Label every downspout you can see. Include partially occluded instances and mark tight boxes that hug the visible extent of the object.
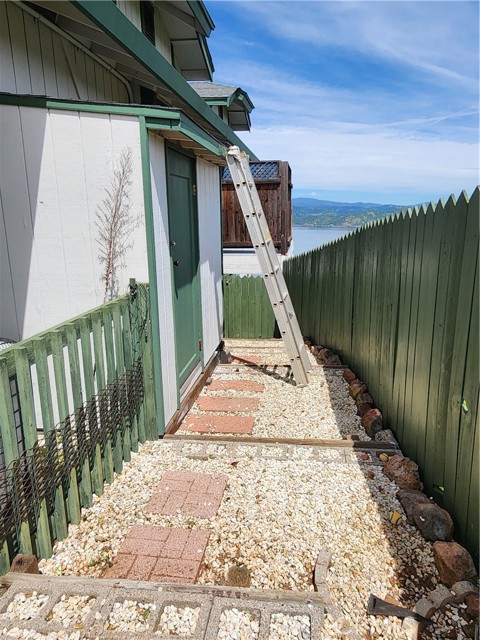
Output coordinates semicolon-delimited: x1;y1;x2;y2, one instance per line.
17;1;134;102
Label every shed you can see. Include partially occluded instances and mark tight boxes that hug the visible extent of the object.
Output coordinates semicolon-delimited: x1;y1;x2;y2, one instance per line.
221;161;292;255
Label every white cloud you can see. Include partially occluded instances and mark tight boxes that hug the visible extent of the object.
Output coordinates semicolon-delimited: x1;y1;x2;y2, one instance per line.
241;124;479;198
224;1;479;88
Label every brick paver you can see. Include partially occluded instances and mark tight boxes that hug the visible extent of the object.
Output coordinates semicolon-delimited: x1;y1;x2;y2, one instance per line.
206;380;265;393
196;396;259;413
180;414;255;434
231;354;260;364
103;526;210;583
146;471;228;518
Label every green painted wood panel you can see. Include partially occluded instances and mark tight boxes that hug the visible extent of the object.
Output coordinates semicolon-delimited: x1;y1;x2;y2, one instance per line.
228;189;478;563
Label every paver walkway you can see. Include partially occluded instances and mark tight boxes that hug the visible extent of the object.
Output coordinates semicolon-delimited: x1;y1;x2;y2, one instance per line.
104;526;210;583
105;471;227;583
146;471;228;518
179;376;265;435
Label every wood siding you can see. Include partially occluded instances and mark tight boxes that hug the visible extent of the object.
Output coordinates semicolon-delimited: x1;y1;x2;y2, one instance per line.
222;161;292;254
0;2;130;102
116;0;172;62
0;106;147;341
197;159;223;358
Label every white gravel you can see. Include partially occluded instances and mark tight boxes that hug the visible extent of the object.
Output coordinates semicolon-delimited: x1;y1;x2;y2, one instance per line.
217;608;260;640
1;594;49;622
46;596;94;629
36;340;472;639
269;613;310;639
104;599;155;632
156;604;199;636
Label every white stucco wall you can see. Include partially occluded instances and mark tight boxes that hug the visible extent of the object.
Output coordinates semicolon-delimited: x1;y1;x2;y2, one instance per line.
0;106;147;341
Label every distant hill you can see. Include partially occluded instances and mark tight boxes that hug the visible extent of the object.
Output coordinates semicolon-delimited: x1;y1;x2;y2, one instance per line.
292;197;407;228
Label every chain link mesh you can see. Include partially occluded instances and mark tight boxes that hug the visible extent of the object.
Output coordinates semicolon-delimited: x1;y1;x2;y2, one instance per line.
0;358;144;548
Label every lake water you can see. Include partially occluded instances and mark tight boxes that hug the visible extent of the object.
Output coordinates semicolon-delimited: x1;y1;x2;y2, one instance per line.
291;226;356;255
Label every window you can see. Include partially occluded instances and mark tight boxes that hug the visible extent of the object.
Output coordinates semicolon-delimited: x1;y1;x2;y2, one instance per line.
140;1;155;45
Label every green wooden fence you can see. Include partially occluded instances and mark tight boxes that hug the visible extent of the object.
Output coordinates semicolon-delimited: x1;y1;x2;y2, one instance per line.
223;275;277;338
0;281;156;572
223;189;479;564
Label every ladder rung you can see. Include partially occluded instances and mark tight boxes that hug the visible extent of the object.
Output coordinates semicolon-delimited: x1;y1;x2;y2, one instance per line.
226;145;311;386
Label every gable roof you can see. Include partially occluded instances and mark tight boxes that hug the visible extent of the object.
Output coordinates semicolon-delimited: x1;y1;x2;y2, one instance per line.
190;82;254;131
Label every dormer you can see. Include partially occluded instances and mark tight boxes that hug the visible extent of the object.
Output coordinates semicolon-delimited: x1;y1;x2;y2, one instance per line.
190;82;254;131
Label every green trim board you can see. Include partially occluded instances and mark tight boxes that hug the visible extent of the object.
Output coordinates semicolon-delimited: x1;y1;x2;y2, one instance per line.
198;33;215;79
187;1;215;36
0;93;227;158
139;116;165;436
203;89;254;113
71;0;257;159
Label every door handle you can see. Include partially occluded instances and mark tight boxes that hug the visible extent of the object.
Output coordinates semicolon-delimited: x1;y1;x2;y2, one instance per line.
173;260;181;267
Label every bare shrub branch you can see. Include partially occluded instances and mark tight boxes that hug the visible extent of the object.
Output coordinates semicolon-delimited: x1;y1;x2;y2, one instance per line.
95;148;139;302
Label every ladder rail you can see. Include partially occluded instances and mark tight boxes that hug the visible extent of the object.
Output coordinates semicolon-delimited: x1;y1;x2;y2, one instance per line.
226;146;311;385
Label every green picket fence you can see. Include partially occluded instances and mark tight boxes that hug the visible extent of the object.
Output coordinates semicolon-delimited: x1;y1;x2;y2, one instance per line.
0;281;156;572
283;188;479;565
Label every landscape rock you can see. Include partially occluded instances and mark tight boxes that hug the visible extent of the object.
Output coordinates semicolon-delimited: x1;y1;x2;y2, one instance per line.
465;593;479;620
412;502;454;541
396;489;431;524
349;381;367;399
433;541;478;588
343;368;357;383
318;348;334;363
374;429;399;446
325;354;342;366
383;455;423;490
356;393;374;407
356;403;372;417
428;584;455;609
414;597;436;619
10;554;40;574
451;581;478;603
361;409;383;437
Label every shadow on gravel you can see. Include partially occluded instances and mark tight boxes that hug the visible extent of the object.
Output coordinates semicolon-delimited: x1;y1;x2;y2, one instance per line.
322;367;443;639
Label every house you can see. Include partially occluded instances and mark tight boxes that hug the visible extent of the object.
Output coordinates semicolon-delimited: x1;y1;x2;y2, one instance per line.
0;0;256;434
221;160;293;275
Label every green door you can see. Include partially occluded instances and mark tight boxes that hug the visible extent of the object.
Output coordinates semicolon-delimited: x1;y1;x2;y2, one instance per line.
166;146;202;388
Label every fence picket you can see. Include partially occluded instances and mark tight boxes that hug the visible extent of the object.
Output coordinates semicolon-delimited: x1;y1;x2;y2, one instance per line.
78;318;104;497
14;347;52;558
33;337;68;541
51;331;81;526
66;324;93;510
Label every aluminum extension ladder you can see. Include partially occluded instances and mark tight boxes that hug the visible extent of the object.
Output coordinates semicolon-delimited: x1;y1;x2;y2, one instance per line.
226;146;311;386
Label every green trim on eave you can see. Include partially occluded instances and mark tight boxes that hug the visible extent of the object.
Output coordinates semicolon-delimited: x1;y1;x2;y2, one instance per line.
0;93;227;158
71;1;257;159
187;1;215;35
204;90;254;113
139;116;165;437
198;33;214;79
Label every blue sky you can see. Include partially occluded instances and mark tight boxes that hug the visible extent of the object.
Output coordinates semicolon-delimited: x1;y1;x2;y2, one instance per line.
206;1;479;204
